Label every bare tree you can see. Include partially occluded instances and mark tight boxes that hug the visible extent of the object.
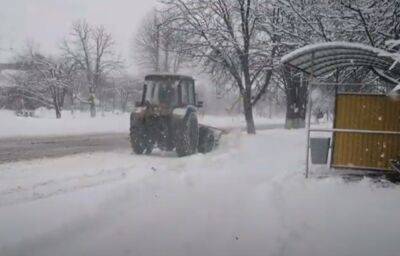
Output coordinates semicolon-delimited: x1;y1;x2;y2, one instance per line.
259;0;399;127
61;20;121;117
161;0;277;134
259;0;339;127
146;0;398;130
113;75;141;113
133;8;187;73
10;44;75;118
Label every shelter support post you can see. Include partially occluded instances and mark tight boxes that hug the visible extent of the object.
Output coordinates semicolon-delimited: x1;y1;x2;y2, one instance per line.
305;81;313;178
281;42;400;176
305;53;315;178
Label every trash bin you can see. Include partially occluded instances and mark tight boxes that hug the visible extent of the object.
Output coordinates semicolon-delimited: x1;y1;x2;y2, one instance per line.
310;137;331;164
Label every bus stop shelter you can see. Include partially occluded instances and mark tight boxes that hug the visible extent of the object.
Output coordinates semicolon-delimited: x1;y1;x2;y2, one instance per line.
281;42;400;177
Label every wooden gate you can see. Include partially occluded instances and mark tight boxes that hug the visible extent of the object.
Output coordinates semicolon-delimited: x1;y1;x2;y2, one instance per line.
332;94;400;170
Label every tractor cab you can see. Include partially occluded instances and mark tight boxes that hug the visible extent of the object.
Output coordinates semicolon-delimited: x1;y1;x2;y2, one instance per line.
138;74;201;109
131;73;215;157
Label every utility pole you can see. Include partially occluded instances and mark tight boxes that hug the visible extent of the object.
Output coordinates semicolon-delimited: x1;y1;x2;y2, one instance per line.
164;41;169;72
154;12;160;72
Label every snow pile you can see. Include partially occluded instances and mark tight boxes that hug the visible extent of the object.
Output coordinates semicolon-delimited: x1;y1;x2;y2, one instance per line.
198;114;283;129
0;110;131;138
1;129;400;256
0;109;283;138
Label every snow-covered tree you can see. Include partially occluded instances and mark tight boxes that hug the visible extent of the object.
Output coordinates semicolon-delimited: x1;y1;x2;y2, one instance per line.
260;0;399;127
161;0;278;134
134;0;399;129
61;20;122;117
10;44;76;118
133;8;187;73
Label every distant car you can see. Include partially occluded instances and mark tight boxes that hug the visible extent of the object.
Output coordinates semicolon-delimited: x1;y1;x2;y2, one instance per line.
130;74;217;157
16;109;35;117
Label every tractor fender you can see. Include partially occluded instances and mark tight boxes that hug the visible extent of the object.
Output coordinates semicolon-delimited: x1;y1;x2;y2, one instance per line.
130;109;145;126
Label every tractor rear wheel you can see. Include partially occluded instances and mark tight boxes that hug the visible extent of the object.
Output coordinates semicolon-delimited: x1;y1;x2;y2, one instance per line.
130;119;153;154
176;112;199;157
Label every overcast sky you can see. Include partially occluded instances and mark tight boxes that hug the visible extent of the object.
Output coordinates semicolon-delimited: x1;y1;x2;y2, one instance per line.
0;0;158;71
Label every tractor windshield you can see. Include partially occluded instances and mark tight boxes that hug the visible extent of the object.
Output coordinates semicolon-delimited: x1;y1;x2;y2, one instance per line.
144;79;179;107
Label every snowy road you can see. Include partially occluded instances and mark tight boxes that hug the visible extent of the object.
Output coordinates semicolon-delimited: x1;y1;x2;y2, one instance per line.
1;129;400;256
0;133;130;163
0;123;283;163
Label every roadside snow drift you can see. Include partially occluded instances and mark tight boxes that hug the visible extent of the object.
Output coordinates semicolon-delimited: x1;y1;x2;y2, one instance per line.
0;109;281;138
1;129;400;256
0;110;130;138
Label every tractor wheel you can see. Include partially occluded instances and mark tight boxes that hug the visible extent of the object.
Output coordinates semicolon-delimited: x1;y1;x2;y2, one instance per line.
198;128;215;154
130;119;153;155
144;138;154;155
176;112;199;157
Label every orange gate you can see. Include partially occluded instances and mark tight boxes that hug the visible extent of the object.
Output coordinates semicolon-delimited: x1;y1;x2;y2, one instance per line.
332;94;400;170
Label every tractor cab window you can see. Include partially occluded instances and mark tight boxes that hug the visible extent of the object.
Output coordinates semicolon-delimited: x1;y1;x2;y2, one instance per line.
188;83;195;105
181;80;195;105
144;80;179;106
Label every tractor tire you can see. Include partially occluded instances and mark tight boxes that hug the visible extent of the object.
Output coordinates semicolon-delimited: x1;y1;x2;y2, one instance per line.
176;112;199;157
198;127;215;154
130;118;153;155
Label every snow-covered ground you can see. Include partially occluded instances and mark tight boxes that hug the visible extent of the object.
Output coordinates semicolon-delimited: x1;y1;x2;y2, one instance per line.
0;109;131;138
0;109;282;138
1;129;400;256
199;114;283;129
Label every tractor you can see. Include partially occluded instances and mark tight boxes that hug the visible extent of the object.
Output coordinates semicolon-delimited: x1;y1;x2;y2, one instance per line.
130;74;219;157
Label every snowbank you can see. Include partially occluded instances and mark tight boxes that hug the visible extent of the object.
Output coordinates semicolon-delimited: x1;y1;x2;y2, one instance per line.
0;109;283;138
199;114;283;129
1;129;399;256
0;109;130;138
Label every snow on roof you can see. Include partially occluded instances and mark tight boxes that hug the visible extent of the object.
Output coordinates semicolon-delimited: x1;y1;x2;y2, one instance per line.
280;42;400;83
391;84;400;94
281;42;388;63
145;73;194;81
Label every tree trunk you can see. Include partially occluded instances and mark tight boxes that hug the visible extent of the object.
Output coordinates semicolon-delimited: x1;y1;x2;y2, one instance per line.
89;90;96;118
242;92;256;134
50;86;62;119
70;90;75;115
155;16;160;72
90;103;96;117
112;93;116;113
121;95;128;113
268;100;273;119
283;68;307;129
52;96;62;119
164;41;169;72
55;104;61;119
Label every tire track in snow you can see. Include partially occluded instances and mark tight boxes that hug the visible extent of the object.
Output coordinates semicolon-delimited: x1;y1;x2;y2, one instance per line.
0;159;189;256
0;167;131;207
269;173;313;256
